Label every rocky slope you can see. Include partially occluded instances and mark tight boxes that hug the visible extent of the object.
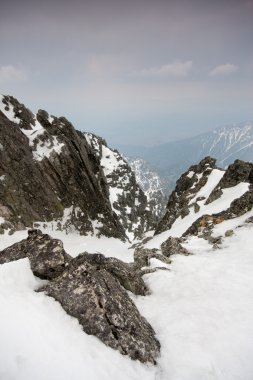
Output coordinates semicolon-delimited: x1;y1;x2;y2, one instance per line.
138;156;253;253
0;95;154;240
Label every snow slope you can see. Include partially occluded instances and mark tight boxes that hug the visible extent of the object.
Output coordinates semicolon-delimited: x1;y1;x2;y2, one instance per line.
1;219;253;380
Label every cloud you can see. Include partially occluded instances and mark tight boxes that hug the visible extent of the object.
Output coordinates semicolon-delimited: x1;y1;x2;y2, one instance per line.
209;63;238;77
0;65;27;83
134;60;193;78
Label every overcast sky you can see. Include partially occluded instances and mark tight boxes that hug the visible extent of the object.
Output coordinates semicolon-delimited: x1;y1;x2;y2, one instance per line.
0;0;252;147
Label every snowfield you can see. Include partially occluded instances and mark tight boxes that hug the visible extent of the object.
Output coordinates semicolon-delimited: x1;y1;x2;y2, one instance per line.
1;220;253;380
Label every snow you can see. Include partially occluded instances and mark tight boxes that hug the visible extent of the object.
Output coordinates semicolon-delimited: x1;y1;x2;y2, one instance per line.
136;223;253;380
109;187;123;210
0;217;5;224
190;168;224;204
32;136;64;161
1;222;253;379
101;145;125;176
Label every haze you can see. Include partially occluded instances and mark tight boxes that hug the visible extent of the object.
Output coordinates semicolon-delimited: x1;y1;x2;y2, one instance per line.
0;0;252;147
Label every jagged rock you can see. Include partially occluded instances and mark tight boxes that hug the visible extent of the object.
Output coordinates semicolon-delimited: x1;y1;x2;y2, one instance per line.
160;237;190;257
0;229;70;279
245;216;253;223
78;252;148;295
39;255;160;364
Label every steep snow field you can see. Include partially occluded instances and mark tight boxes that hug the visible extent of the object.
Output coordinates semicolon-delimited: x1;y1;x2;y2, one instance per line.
1;221;253;380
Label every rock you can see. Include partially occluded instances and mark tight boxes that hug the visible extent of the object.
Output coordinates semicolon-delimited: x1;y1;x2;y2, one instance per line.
27;233;71;279
0;230;70;279
134;247;172;268
225;230;234;237
39;254;160;364
0;237;28;264
160;237;190;257
78;252;148;295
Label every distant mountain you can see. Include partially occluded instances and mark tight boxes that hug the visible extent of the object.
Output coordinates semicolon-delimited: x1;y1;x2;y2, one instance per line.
119;122;253;188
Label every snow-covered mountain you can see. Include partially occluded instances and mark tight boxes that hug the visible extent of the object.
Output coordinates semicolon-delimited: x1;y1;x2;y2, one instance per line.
120;122;253;189
127;157;172;220
0;95;154;240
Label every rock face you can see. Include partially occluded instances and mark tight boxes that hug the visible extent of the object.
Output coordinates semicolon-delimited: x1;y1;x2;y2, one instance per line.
0;95;154;240
0;230;160;363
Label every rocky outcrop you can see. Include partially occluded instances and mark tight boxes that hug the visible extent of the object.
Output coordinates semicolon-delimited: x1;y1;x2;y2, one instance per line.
40;255;160;363
0;229;70;278
76;252;148;296
0;230;161;363
161;237;190;257
0;95;154;240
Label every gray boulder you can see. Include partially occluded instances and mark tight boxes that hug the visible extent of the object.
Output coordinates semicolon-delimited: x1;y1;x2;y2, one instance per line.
39;254;160;364
0;229;70;279
161;237;190;257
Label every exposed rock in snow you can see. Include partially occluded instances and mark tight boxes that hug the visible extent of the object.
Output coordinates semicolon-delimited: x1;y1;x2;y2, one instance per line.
39;254;160;364
0;229;70;279
160;237;190;257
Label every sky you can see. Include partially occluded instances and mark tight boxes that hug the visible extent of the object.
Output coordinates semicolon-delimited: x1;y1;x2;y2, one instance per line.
0;0;253;147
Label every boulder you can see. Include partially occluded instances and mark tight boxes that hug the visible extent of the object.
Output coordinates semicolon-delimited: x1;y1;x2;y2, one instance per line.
39;254;160;364
161;237;190;257
0;229;70;279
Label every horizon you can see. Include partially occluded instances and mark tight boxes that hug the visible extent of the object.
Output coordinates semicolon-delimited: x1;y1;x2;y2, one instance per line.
1;0;253;146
